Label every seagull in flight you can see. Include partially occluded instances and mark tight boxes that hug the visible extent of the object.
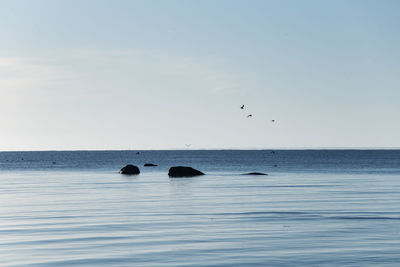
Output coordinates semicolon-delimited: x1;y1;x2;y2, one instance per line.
247;114;253;118
240;105;244;109
271;120;275;122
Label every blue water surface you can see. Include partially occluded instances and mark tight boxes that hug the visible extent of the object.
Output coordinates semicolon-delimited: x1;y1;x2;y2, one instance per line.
0;150;400;266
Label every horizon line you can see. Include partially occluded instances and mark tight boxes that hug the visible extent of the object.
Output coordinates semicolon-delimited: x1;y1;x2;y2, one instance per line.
1;147;400;152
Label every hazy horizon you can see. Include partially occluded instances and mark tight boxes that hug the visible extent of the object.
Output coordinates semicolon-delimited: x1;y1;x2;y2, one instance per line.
2;146;400;152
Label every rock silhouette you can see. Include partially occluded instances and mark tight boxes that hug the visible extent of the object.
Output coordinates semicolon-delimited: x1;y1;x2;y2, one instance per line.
119;164;140;175
168;166;204;177
144;163;158;167
242;172;268;176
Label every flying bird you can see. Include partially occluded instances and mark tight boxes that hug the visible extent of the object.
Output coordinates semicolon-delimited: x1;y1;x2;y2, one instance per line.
271;120;275;122
247;114;253;118
240;105;244;109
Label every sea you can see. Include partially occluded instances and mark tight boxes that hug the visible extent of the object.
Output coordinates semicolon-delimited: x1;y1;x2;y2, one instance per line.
1;150;400;266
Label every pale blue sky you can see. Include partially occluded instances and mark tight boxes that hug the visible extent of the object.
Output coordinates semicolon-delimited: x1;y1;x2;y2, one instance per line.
0;0;399;150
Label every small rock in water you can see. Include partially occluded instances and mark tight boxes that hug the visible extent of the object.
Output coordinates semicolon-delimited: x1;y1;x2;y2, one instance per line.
168;166;204;177
144;163;158;167
242;172;268;176
119;164;140;175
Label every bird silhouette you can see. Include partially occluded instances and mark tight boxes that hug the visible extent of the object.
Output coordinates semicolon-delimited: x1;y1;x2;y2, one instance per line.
247;114;253;118
271;120;275;122
240;105;244;109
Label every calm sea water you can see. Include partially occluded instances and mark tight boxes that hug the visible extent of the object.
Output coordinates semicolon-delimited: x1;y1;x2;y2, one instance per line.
1;150;400;266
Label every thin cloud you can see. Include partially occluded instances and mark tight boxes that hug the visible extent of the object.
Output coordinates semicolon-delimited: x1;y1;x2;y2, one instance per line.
57;49;245;95
0;57;71;90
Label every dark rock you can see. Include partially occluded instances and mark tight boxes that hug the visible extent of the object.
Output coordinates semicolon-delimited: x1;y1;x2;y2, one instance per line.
144;163;158;167
119;164;140;175
168;166;204;177
242;172;268;176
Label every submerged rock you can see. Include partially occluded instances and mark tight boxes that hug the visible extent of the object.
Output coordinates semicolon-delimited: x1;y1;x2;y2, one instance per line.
242;172;268;176
119;164;140;175
168;166;204;177
144;163;158;167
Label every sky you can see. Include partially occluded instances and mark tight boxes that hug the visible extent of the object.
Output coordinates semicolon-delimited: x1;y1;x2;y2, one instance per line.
0;0;399;150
